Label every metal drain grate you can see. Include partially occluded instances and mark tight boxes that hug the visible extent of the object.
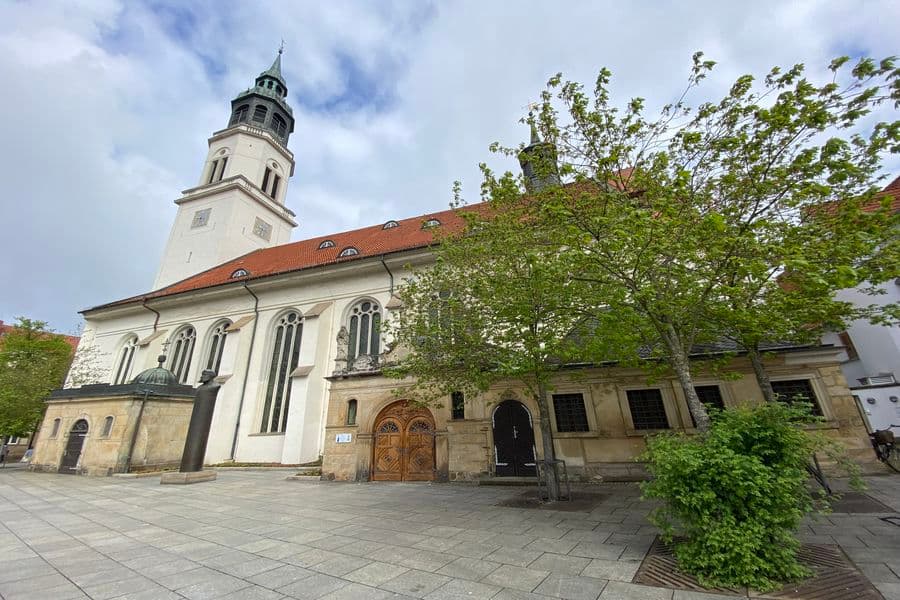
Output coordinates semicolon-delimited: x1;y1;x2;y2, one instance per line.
633;538;883;599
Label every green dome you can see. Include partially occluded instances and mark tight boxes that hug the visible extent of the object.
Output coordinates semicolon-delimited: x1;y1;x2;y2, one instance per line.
131;367;178;387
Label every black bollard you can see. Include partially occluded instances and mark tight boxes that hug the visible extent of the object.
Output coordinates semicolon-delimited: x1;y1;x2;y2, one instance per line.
179;369;221;473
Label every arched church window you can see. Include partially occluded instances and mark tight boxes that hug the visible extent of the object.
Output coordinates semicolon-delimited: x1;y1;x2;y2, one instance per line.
272;114;287;138
167;326;197;384
113;335;138;385
338;247;359;257
230;104;249;125
261;311;303;433
318;240;335;249
252;105;268;123
347;300;381;362
204;320;231;374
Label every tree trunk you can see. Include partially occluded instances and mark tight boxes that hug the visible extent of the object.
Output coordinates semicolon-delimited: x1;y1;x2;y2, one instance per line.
535;381;561;502
747;346;775;403
661;323;710;431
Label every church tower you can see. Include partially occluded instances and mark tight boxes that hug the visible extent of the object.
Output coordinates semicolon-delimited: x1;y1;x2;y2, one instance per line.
153;49;298;289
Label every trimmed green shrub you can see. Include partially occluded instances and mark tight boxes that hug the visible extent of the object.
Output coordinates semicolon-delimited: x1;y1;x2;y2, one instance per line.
640;401;859;592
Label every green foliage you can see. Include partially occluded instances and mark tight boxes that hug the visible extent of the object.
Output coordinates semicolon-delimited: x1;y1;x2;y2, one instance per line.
0;318;73;436
641;402;859;591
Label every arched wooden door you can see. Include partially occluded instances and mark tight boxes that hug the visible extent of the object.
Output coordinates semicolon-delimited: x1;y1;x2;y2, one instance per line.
59;419;88;474
372;401;435;481
492;400;537;477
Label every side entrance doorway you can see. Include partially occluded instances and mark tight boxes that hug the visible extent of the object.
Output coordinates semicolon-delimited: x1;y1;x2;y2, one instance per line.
59;419;88;474
492;400;537;477
372;401;435;481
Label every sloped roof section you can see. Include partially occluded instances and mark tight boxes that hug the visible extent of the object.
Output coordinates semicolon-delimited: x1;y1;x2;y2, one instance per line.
87;203;481;312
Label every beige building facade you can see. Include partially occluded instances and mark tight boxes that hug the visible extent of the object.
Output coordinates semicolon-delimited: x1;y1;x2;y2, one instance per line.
322;348;878;482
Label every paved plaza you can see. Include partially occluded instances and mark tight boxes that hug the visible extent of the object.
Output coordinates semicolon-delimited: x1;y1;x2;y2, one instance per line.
1;468;898;600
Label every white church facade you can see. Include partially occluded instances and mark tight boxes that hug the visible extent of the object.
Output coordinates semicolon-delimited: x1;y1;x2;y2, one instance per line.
33;53;880;479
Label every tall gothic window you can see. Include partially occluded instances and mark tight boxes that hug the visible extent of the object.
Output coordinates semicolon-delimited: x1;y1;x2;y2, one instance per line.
261;311;303;433
347;300;381;362
168;326;197;384
204;321;230;374
113;335;138;385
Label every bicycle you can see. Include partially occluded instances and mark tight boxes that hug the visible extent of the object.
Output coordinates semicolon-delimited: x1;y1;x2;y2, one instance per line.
870;425;900;473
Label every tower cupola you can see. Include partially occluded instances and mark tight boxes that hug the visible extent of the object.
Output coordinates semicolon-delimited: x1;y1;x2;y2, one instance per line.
519;117;560;193
227;47;295;146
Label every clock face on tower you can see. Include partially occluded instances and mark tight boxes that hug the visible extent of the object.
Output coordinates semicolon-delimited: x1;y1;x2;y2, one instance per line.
253;217;273;241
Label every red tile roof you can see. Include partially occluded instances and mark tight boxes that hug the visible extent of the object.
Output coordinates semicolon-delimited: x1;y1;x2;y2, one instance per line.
0;321;80;350
87;203;483;312
873;174;900;213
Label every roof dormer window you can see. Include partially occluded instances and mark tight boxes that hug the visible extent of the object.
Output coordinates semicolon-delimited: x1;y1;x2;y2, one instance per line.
339;247;359;257
383;220;400;229
318;240;335;249
231;268;249;278
422;218;441;228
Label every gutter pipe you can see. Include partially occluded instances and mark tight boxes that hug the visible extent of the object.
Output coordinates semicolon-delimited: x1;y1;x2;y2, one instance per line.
230;283;260;460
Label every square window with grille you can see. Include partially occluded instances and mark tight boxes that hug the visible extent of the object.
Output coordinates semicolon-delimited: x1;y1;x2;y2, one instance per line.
689;385;725;427
627;389;669;430
552;393;589;432
771;379;822;416
191;208;211;229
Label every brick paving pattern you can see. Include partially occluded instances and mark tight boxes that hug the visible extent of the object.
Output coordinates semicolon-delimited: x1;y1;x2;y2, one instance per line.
0;467;898;600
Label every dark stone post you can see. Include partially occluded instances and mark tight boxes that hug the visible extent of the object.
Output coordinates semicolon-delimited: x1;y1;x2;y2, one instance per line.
180;370;221;472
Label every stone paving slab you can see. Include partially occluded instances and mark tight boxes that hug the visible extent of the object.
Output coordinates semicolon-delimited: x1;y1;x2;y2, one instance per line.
0;470;898;600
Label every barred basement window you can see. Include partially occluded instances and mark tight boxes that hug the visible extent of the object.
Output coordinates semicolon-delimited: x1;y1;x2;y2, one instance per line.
261;311;303;433
626;389;669;430
552;393;589;432
204;321;230;374
347;300;381;362
113;335;138;384
771;379;823;416
451;391;465;420
167;326;196;384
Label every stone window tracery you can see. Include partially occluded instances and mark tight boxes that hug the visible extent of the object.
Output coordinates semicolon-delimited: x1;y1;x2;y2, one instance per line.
261;311;302;433
204;321;231;374
347;300;381;364
113;335;138;385
168;326;197;384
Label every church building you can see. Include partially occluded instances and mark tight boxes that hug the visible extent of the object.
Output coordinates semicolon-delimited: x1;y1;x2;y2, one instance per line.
32;52;878;479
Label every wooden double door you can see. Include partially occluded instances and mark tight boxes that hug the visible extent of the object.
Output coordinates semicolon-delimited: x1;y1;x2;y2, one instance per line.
372;401;435;481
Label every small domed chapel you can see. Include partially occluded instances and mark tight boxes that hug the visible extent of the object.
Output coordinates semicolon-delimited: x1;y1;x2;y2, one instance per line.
30;52;875;480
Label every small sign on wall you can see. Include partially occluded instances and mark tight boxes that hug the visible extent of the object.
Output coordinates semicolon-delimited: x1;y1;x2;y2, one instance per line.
335;433;352;443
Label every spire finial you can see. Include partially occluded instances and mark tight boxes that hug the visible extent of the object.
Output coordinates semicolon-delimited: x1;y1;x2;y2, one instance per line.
279;38;285;55
525;103;541;145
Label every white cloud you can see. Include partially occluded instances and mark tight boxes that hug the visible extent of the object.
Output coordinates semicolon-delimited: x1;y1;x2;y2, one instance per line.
0;0;897;333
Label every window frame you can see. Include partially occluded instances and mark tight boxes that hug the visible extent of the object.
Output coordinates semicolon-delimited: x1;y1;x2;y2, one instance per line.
259;310;304;434
346;399;358;426
346;299;382;363
551;393;590;433
50;418;61;438
167;326;197;384
203;320;231;375
100;416;114;438
618;386;676;434
770;377;827;419
112;335;138;385
451;391;465;420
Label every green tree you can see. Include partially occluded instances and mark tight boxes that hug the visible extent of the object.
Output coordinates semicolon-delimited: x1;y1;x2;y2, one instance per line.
504;53;899;427
0;318;74;437
385;180;605;500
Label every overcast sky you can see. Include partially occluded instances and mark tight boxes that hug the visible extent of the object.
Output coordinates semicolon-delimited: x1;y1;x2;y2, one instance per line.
1;0;897;335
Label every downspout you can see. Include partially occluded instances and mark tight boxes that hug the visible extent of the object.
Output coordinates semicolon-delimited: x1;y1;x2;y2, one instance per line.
142;298;161;331
380;256;394;296
230;283;260;460
124;390;149;473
